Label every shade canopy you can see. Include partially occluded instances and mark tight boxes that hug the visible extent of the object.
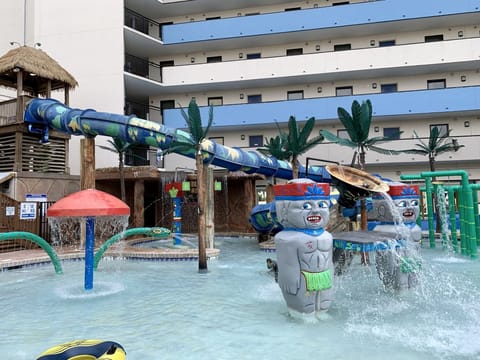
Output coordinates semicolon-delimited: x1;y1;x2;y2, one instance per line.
0;45;77;95
47;189;130;217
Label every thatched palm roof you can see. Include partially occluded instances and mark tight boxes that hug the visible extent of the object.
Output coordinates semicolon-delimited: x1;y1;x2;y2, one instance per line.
0;45;77;95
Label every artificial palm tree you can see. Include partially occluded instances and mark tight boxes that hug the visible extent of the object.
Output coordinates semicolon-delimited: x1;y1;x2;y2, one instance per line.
320;99;399;264
400;126;463;232
257;134;289;161
258;116;324;179
97;138;133;202
166;98;213;272
399;126;463;172
320;99;400;170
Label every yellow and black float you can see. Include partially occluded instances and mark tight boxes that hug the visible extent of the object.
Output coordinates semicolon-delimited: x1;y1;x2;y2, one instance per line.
36;339;126;360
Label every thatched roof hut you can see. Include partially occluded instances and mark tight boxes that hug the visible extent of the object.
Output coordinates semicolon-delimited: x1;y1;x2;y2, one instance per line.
0;45;77;99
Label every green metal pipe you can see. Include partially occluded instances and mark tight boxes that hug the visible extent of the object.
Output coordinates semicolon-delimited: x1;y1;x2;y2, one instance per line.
93;227;171;269
424;177;436;248
0;232;63;274
470;184;480;246
457;189;468;255
420;170;476;258
402;170;477;257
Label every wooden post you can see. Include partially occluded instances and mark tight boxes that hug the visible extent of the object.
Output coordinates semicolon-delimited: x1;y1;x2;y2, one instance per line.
205;168;214;249
80;138;95;248
80;138;95;190
64;85;70;106
134;180;144;228
16;71;24;123
46;79;52;99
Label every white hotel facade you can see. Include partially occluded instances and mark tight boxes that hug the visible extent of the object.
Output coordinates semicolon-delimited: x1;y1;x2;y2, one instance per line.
1;0;480;182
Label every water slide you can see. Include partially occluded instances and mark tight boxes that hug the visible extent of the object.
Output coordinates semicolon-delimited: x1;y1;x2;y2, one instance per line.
24;98;331;182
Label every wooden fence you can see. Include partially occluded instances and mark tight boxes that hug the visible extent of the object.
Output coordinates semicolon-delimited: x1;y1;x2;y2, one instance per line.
0;193;53;252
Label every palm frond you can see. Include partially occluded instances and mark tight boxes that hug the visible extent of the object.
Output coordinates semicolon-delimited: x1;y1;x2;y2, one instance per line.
428;126;440;150
435;142;464;155
202;105;214;138
368;145;402;155
350;100;365;141
188;99;204;142
337;106;359;142
297;117;315;146
320;130;358;148
287;116;300;150
257;135;290;160
358;100;372;141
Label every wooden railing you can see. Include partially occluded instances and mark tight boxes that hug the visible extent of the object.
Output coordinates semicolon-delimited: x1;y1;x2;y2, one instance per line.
0;95;34;126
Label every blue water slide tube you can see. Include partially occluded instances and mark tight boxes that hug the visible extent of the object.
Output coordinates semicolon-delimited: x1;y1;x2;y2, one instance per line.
24;98;331;182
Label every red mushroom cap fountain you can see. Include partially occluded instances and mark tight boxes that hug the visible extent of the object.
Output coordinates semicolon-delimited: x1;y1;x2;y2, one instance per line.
47;189;130;290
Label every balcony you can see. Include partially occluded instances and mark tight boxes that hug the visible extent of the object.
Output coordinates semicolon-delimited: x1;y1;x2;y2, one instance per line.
162;86;480;129
125;1;480;58
160;38;480;89
124;37;480;99
161;0;480;46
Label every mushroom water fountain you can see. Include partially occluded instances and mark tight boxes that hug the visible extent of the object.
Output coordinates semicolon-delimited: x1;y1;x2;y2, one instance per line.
47;189;130;290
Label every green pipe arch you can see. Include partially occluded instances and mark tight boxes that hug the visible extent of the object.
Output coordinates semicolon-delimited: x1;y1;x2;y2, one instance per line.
94;227;171;270
0;232;63;274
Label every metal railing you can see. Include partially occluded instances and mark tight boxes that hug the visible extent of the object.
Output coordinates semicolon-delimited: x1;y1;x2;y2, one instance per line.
124;8;161;40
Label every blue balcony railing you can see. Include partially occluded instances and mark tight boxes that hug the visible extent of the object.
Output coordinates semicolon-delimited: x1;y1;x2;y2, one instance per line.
162;0;480;44
163;86;480;129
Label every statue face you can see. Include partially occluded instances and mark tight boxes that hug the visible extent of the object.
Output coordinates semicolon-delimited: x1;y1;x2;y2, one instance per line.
373;198;419;223
395;198;420;223
277;199;330;229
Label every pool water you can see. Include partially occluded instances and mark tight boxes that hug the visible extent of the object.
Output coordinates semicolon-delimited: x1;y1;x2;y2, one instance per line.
1;236;480;360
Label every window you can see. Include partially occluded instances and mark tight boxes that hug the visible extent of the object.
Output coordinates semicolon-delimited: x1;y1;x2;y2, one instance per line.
286;48;303;56
160;100;175;118
427;79;446;89
430;124;449;137
207;56;222;63
125;145;149;166
337;129;350;139
205;16;221;20
332;1;349;5
209;136;224;145
245;12;260;16
335;86;353;96
334;43;351;51
249;135;263;147
247;94;262;103
246;53;261;59
285;7;301;11
208;97;223;106
381;83;398;93
425;34;444;42
383;127;401;139
287;90;304;100
124;100;148;118
379;40;396;47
